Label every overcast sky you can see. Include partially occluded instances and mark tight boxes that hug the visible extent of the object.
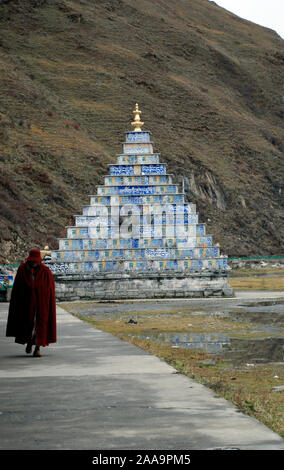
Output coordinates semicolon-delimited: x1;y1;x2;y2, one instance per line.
211;0;284;39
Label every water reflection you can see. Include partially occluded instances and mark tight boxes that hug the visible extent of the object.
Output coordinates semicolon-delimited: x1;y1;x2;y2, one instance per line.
129;332;284;364
132;332;230;354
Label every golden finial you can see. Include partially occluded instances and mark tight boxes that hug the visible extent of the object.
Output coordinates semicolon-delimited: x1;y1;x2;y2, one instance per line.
40;245;51;259
131;103;144;132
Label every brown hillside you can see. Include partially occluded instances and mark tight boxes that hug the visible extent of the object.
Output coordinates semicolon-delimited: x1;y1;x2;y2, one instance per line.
0;0;283;263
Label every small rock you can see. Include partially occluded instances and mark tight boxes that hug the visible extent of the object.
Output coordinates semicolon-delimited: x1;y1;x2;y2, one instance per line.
271;385;284;393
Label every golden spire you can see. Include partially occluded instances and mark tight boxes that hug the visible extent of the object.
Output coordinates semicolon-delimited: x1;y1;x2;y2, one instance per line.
131;103;144;132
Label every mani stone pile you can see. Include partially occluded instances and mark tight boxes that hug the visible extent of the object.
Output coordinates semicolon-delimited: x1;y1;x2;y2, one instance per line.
49;105;233;300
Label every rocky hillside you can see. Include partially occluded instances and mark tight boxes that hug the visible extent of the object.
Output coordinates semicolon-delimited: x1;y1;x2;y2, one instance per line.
0;0;283;263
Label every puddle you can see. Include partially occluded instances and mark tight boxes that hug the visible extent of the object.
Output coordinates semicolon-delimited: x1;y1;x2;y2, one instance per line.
228;310;284;325
240;300;284;308
222;337;284;365
129;332;230;354
129;332;284;365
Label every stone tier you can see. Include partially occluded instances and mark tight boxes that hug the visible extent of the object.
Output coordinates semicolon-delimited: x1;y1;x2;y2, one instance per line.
96;184;180;196
75;214;199;226
67;226;203;240
125;131;152;142
58;235;213;250
52;246;220;262
123;142;153;154
116;153;161;164
104;174;173;185
66;223;206;239
90;194;186;205
109;163;167;175
82;203;197;215
49;256;228;276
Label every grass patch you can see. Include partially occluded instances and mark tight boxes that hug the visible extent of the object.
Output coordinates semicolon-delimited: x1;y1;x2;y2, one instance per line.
66;309;253;336
229;267;284;277
229;276;284;290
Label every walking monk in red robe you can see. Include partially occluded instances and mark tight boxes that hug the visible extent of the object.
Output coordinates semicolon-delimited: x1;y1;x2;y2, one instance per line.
6;249;56;357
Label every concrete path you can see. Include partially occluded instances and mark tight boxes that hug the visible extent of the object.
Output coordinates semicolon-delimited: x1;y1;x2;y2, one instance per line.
0;301;283;450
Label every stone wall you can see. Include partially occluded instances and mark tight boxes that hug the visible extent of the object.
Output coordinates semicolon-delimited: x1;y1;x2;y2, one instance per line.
54;271;233;301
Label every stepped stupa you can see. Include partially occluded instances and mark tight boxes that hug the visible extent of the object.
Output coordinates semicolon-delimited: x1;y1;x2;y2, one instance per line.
49;104;233;300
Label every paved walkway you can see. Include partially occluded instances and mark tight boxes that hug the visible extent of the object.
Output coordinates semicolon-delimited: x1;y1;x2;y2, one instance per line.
0;299;283;450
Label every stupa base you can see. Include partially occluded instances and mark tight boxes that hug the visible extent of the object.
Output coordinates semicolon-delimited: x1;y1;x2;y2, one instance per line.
54;271;234;301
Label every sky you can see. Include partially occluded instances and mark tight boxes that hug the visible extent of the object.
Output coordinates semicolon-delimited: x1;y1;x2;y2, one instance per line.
210;0;284;39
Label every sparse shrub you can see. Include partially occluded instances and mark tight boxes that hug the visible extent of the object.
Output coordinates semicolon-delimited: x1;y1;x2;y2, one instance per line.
65;121;80;130
46;110;56;119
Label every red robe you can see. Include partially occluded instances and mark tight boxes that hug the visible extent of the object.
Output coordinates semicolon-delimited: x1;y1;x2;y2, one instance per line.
6;262;56;346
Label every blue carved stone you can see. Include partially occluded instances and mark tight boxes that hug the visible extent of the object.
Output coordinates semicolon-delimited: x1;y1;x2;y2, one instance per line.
118;186;155;195
110;165;135;176
132;239;139;248
141;164;166;175
125;132;151;143
196;224;205;236
123;144;151;154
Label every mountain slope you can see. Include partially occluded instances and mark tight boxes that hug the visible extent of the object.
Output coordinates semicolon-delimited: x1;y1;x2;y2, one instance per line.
0;0;283;262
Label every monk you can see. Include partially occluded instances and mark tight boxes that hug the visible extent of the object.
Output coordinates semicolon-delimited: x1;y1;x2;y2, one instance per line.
6;248;56;357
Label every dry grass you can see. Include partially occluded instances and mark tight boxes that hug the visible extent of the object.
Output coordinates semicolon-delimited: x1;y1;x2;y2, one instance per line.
229;276;284;290
80;312;252;337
